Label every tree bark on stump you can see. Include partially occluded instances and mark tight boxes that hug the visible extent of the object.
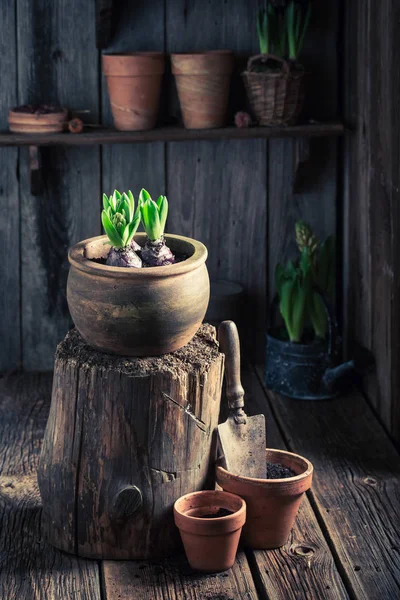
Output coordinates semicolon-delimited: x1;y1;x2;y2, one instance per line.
38;325;224;559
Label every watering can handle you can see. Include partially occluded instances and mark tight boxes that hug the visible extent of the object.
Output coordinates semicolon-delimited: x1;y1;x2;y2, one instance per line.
268;288;337;360
218;321;247;424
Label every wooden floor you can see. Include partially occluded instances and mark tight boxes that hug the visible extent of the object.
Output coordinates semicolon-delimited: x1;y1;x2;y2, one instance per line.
0;368;399;600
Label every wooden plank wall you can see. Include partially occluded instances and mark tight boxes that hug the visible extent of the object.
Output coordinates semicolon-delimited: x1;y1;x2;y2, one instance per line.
343;0;400;442
0;0;338;371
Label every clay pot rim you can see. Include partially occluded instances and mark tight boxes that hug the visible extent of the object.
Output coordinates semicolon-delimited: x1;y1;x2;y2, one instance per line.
102;53;165;77
68;233;208;279
174;490;246;535
171;50;234;57
216;448;313;487
174;490;246;522
103;51;165;57
171;50;234;76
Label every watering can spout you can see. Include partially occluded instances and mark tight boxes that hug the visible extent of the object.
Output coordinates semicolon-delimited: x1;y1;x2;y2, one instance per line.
323;360;356;391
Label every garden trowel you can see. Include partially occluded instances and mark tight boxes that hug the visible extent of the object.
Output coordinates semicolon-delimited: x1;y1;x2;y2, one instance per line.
218;320;267;479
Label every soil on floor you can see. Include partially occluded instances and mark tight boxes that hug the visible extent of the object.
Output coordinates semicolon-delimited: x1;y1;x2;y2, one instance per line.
267;462;296;479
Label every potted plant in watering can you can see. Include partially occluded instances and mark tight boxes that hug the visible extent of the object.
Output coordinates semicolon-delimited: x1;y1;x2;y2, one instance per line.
242;0;311;126
265;221;358;399
67;189;209;357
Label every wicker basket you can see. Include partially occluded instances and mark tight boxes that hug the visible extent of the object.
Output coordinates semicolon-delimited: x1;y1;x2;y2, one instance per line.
242;54;306;126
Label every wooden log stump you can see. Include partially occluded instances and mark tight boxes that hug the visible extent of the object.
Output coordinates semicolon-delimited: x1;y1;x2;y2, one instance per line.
38;325;224;559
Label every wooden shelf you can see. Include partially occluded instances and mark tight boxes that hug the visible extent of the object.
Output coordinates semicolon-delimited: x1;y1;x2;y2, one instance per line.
0;122;345;147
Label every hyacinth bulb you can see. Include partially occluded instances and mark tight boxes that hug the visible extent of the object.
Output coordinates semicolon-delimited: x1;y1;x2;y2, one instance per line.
102;190;142;268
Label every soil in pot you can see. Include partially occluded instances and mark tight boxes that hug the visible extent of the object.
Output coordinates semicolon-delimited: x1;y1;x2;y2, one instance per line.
267;462;295;479
174;490;246;572
199;508;234;518
102;53;165;131
90;249;187;267
216;448;313;550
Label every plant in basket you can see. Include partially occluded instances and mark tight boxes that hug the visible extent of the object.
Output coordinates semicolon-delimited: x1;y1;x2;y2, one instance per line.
67;188;210;357
265;220;360;400
242;0;312;126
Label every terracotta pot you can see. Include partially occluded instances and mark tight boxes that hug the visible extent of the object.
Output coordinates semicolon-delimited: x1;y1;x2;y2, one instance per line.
102;53;165;131
174;490;246;572
8;107;68;133
215;449;313;549
67;233;209;356
171;51;234;129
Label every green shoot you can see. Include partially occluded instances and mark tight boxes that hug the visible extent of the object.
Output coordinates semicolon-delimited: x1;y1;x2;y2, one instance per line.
257;2;287;57
276;220;335;342
256;1;311;62
101;189;140;249
275;250;312;342
286;1;311;61
139;189;168;242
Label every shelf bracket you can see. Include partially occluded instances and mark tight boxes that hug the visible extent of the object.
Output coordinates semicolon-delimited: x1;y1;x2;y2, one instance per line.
96;0;116;49
29;145;42;196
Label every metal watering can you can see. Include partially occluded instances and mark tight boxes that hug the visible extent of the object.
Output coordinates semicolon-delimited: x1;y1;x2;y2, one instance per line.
265;291;373;400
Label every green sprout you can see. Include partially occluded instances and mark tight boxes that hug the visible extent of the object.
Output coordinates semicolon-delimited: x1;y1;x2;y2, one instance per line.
275;250;312;343
101;189;140;249
275;221;335;342
286;1;311;61
139;189;168;242
257;1;287;57
256;1;311;62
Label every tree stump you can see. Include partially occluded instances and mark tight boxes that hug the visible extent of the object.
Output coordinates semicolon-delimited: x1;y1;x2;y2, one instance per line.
38;325;224;559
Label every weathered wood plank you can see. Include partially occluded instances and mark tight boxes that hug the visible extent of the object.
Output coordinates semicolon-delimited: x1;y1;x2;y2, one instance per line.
0;1;20;372
343;0;400;442
101;0;165;207
0;122;345;146
17;0;101;370
242;370;350;600
166;0;267;360
267;1;338;304
0;373;102;600
256;366;400;599
102;551;258;600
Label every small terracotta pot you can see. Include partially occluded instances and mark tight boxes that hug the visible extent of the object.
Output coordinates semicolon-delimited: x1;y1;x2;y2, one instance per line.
174;490;246;572
67;233;209;356
8;107;68;133
216;449;313;549
171;51;234;129
102;53;165;131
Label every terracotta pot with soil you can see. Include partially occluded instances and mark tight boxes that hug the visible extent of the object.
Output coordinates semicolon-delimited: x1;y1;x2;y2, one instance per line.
171;51;234;129
8;104;68;133
102;53;165;131
174;490;246;572
216;449;313;549
68;188;209;356
67;232;209;356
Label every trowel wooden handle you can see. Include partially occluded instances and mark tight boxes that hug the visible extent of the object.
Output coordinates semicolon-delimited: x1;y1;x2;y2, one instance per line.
218;321;245;411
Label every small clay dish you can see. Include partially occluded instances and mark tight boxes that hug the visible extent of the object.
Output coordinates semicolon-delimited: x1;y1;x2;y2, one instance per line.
8;105;68;134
